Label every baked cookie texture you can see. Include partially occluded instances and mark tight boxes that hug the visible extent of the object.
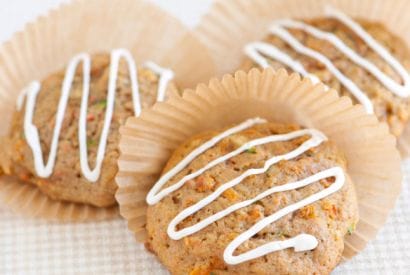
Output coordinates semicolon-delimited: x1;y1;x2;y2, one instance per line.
241;18;410;137
146;122;359;275
0;53;178;207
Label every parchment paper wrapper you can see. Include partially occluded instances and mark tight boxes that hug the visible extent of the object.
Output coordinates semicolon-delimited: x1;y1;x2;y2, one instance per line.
0;0;215;221
116;68;402;260
194;0;410;157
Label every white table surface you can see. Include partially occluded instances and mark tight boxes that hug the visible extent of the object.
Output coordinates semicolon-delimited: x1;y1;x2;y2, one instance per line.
0;1;409;274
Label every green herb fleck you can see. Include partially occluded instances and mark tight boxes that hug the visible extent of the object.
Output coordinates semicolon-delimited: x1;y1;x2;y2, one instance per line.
210;272;217;275
276;231;290;238
96;99;107;109
87;139;97;147
347;223;356;235
246;147;257;154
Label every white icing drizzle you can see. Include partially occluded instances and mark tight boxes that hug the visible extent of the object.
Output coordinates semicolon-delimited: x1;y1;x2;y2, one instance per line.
146;117;268;204
144;61;175;102
245;7;410;114
147;118;345;265
244;42;323;86
17;48;173;182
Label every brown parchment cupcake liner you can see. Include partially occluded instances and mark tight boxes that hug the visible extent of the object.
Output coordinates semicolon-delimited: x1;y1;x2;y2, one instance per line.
194;0;410;156
116;68;402;260
0;0;215;221
0;176;118;221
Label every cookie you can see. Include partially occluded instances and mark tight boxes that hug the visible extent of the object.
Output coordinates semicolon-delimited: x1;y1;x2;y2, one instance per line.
146;120;359;274
242;8;410;137
0;49;177;207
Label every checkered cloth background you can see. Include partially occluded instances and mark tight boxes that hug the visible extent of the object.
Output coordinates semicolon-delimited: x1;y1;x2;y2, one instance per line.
1;160;409;275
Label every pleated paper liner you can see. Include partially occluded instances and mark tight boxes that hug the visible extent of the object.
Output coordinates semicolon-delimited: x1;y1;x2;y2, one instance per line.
0;0;215;221
0;176;118;221
116;68;402;260
194;0;410;157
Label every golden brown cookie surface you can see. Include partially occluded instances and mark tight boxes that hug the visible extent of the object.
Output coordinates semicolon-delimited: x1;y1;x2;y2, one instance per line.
1;53;178;207
146;122;358;275
241;18;410;137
